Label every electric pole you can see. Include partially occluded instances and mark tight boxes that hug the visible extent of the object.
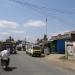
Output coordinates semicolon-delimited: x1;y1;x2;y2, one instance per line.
46;17;47;36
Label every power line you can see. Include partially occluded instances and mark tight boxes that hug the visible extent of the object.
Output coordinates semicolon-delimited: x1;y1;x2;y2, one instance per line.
9;0;47;17
9;0;75;27
34;0;75;15
10;0;75;15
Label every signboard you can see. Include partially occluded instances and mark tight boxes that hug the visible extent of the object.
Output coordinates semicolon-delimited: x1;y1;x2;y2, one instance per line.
65;42;74;56
67;45;73;55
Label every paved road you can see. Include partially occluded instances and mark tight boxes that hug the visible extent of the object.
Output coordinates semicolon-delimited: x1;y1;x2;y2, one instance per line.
0;51;75;75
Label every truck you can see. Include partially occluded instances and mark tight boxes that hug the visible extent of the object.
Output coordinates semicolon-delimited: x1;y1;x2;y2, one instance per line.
26;44;42;57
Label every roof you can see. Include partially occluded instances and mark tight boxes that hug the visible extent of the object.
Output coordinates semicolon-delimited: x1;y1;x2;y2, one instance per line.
50;31;75;40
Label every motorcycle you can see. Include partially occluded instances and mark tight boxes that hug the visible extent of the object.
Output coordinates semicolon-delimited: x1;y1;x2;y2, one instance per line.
1;58;10;69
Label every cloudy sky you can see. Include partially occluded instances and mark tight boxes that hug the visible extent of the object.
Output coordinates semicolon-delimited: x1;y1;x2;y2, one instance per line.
0;0;75;42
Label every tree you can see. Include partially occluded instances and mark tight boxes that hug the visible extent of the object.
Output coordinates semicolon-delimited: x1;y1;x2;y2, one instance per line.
6;36;14;42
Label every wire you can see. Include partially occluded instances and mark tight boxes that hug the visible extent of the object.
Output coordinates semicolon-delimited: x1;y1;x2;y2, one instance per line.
33;0;75;15
9;0;75;27
9;0;49;17
10;0;75;15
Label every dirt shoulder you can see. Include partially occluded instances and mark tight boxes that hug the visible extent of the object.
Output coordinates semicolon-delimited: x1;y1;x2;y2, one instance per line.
44;54;75;71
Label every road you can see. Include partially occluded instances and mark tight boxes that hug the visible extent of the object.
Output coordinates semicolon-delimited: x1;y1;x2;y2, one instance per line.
0;51;75;75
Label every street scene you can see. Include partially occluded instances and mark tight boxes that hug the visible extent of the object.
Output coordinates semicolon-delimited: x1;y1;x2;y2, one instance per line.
0;51;75;75
0;0;75;75
0;35;75;75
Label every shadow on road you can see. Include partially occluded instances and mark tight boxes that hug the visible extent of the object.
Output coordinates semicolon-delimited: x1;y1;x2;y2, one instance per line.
33;54;45;58
4;67;17;71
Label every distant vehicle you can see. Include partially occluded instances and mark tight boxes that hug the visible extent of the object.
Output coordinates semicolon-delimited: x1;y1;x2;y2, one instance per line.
26;44;42;57
26;43;32;54
16;44;22;51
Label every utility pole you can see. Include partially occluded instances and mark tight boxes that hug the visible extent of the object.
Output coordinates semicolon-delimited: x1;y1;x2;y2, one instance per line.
46;17;47;36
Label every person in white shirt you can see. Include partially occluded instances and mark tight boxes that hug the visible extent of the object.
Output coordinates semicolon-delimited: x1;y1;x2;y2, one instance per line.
0;49;10;66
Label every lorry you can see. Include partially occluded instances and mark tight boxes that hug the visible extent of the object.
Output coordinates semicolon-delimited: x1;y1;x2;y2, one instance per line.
26;44;42;57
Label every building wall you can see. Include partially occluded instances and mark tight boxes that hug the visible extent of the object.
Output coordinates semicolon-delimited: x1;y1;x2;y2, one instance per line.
56;40;65;54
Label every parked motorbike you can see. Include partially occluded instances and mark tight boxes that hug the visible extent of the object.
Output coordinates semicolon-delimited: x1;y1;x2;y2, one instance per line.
1;58;10;69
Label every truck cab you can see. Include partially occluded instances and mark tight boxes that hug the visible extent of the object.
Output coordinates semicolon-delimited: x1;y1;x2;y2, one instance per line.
30;45;41;57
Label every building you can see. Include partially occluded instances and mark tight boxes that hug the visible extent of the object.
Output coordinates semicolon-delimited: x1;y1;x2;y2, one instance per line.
50;31;75;54
51;31;75;41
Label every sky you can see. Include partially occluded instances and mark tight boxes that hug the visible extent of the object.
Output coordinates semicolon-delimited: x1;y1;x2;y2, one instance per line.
0;0;75;42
